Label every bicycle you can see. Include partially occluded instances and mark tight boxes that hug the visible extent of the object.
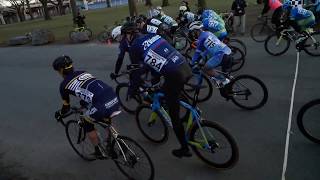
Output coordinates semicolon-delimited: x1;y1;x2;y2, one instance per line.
250;16;275;43
220;12;234;34
264;27;320;56
69;26;93;41
97;24;120;43
57;107;155;180
183;59;268;110
135;85;239;169
297;99;320;144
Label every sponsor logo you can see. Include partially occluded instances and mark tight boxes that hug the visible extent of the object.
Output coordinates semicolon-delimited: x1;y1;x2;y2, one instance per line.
142;35;161;50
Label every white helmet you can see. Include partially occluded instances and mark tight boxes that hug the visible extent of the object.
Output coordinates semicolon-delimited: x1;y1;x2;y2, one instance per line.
156;6;162;11
111;26;122;41
179;6;187;12
189;21;203;31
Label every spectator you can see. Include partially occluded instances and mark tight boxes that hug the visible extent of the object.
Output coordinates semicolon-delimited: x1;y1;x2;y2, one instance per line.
73;11;86;28
231;0;247;35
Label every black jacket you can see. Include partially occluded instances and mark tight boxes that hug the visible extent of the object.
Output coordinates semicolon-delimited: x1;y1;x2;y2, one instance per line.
231;0;247;16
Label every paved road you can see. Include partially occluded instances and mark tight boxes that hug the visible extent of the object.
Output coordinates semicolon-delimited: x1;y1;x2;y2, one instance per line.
0;38;319;180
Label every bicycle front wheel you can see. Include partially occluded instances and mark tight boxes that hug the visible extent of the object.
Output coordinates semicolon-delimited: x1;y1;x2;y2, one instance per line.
250;23;274;42
297;99;320;144
303;31;320;56
229;46;245;72
229;75;268;110
116;83;142;114
136;105;169;143
84;28;93;39
189;120;239;169
264;33;291;56
183;73;213;103
65;120;96;161
229;38;247;56
112;136;155;180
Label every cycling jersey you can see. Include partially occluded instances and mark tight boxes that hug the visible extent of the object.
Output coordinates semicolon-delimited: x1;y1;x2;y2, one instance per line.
60;71;119;119
147;18;163;27
269;0;282;10
290;7;313;20
130;34;185;75
141;24;160;34
159;14;178;29
202;9;225;26
191;31;231;66
202;18;228;40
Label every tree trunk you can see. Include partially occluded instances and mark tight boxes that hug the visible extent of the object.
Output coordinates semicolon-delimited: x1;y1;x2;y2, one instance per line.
26;0;34;20
145;0;152;6
162;0;169;7
69;0;78;24
39;0;52;20
106;0;111;8
17;7;25;22
57;0;65;15
198;0;207;9
128;0;138;16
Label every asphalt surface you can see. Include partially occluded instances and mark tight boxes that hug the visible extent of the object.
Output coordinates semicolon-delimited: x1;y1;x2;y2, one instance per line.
0;38;319;180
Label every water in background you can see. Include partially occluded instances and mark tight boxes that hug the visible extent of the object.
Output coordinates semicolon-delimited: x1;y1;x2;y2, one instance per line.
87;0;129;10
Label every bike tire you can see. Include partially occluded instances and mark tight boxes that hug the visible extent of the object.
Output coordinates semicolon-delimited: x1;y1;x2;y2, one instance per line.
303;31;320;56
183;73;213;103
173;33;189;51
189;120;239;169
297;99;320;144
116;83;142;114
250;23;274;42
229;38;247;56
264;33;291;56
112;136;155;180
65;120;96;161
229;75;268;110
229;46;245;72
84;28;93;39
69;31;77;41
135;104;169;143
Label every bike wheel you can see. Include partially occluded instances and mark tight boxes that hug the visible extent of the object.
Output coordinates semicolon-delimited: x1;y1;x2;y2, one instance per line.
97;31;111;43
229;75;268;110
116;83;142;114
65;120;96;161
112;136;155;180
183;73;213;103
84;28;93;39
264;33;291;56
297;99;320;144
173;33;188;51
303;31;320;56
229;46;245;72
250;23;274;42
136;104;169;143
69;31;77;41
189;120;239;169
229;38;247;56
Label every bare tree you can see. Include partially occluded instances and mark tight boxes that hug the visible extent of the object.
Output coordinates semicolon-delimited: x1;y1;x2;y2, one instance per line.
48;0;65;15
162;0;169;7
128;0;137;16
7;0;26;21
39;0;51;20
25;0;33;19
198;0;207;9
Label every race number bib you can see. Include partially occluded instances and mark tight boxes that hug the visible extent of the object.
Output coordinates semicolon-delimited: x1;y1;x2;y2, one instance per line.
163;16;173;25
147;25;158;34
208;20;220;29
144;49;167;72
204;35;226;49
75;87;94;103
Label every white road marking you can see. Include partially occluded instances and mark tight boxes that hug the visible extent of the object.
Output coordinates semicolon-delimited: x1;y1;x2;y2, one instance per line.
281;51;300;180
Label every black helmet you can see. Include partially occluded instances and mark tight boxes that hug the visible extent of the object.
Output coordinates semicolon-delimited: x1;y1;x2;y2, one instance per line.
52;55;73;71
135;14;147;23
121;22;139;35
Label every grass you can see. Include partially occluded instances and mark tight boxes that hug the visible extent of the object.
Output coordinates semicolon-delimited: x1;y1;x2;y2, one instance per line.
0;0;258;44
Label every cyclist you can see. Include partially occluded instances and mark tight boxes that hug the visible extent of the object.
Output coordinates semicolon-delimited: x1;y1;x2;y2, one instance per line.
202;16;228;41
125;23;193;158
73;12;86;28
282;0;316;43
177;6;201;26
111;25;122;42
258;0;283;29
53;55;120;158
189;21;233;86
153;6;179;34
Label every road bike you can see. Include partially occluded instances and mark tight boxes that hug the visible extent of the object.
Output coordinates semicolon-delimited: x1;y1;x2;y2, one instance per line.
297;99;320;144
250;16;275;42
57;107;155;180
135;85;239;169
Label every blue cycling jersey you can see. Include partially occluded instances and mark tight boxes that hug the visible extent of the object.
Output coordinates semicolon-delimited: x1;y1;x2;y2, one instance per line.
290;7;313;20
191;31;231;65
60;71;117;105
202;18;225;33
129;34;185;75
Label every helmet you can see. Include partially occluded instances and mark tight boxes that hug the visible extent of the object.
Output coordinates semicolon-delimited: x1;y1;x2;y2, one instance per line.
189;21;203;31
179;6;187;12
52;55;73;71
282;0;292;10
121;22;138;34
111;26;122;40
136;14;147;24
156;6;162;11
202;9;216;19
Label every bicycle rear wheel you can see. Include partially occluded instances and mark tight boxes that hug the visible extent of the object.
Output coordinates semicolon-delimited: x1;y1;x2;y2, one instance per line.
229;75;268;110
189;120;239;169
229;46;245;72
65;120;96;161
183;73;213;103
264;33;291;56
297;99;320;144
136;105;169;143
69;31;77;41
84;28;93;39
250;23;274;42
112;136;155;180
229;38;247;56
116;83;142;114
303;31;320;56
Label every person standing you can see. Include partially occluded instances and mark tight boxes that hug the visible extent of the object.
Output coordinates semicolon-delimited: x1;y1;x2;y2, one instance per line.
231;0;247;35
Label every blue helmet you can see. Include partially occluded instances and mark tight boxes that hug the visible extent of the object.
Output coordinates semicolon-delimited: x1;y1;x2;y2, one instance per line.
282;0;292;10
